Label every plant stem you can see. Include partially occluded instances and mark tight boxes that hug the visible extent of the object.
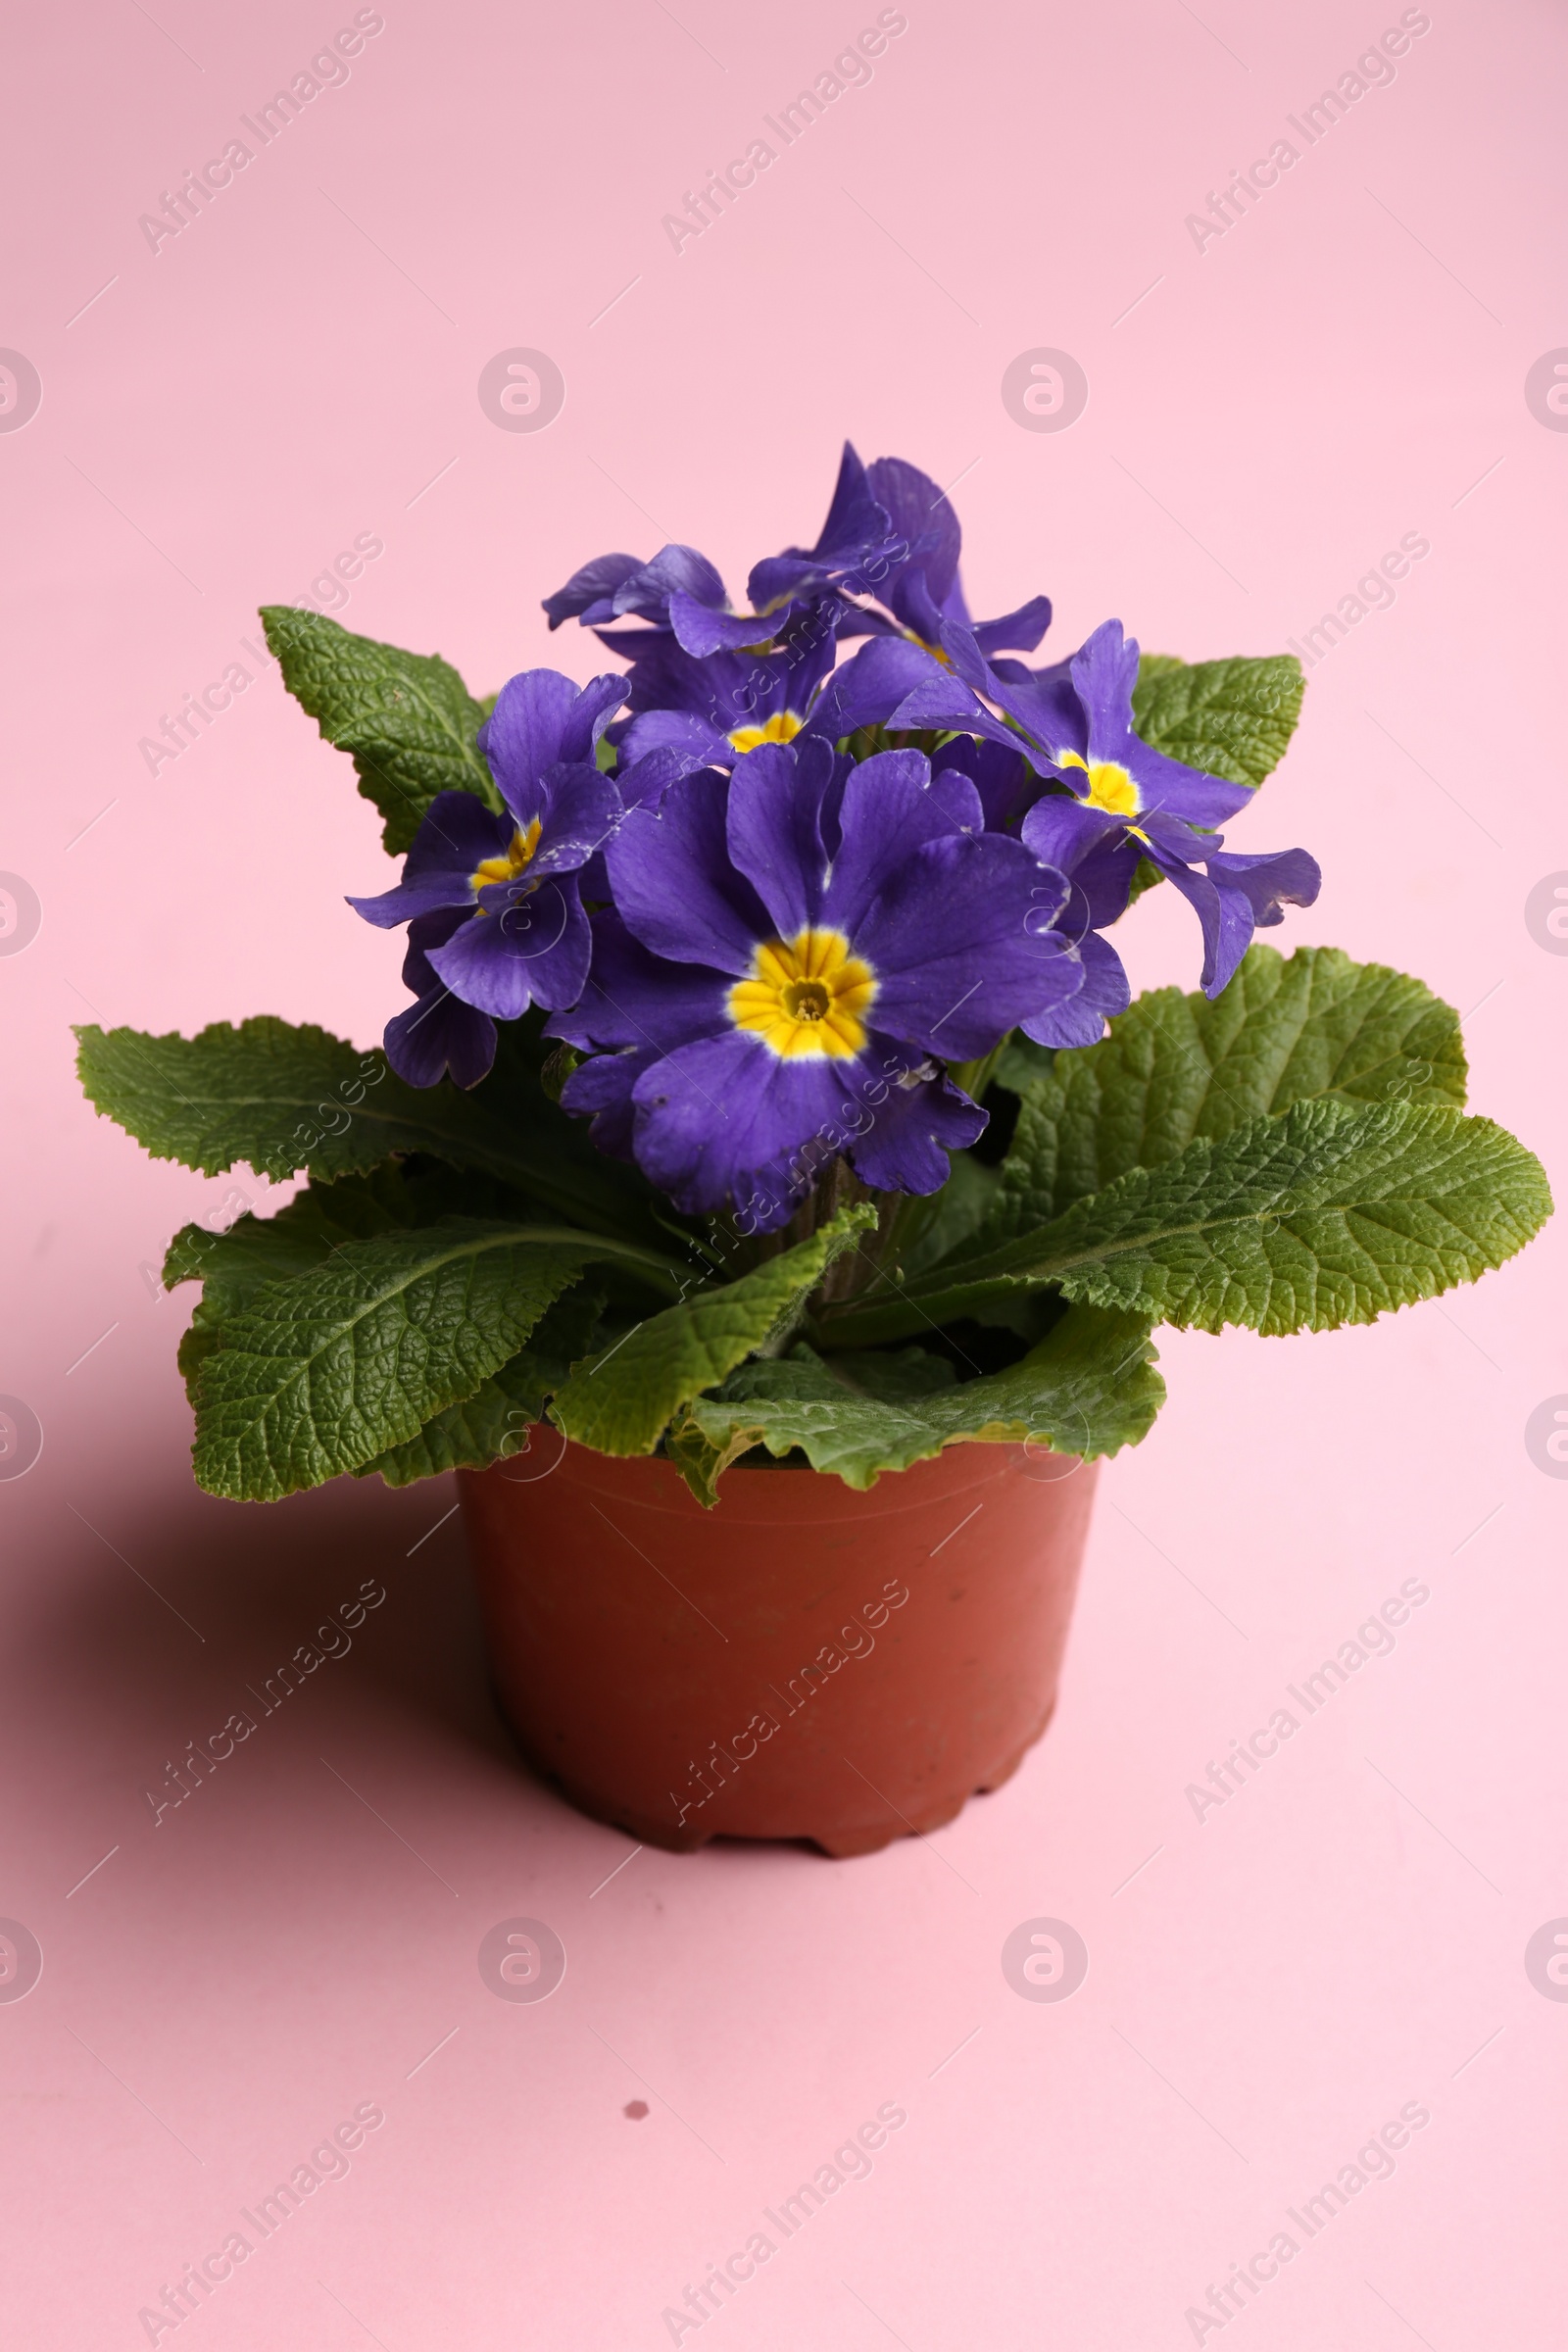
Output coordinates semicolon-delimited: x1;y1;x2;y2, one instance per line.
946;1031;1010;1106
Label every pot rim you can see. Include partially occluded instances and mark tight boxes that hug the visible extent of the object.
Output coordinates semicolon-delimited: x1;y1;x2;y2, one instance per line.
466;1431;1092;1527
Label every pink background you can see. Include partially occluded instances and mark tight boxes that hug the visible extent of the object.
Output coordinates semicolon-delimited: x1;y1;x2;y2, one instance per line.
3;0;1565;2343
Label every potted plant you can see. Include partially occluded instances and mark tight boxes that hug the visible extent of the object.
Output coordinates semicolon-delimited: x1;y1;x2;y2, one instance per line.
77;446;1550;1857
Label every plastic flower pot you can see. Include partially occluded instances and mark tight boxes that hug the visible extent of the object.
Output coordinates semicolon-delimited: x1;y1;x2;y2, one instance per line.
458;1433;1099;1857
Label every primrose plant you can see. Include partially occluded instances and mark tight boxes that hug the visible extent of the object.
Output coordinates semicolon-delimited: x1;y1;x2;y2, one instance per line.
77;447;1550;1505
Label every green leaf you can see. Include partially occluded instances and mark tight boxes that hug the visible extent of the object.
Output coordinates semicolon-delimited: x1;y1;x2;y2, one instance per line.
850;1099;1551;1342
672;1306;1162;1498
551;1203;878;1458
167;1166;457;1391
819;1346;958;1401
260;607;498;856
662;1343;965;1495
900;1152;1001;1279
190;1219;610;1501
79;1017;475;1183
75;1016;662;1243
354;1284;607;1487
1131;652;1304;789
982;945;1467;1243
1134;653;1186;688
991;1033;1056;1095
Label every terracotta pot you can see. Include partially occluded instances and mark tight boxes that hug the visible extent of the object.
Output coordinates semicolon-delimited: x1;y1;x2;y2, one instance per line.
459;1433;1099;1858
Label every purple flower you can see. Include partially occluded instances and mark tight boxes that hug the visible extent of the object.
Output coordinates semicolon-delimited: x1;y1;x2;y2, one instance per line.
891;617;1321;1000
541;446;904;660
383;909;498;1089
535;447;1054;800
349;668;626;1076
547;740;1088;1230
539;442;1049;698
542;542;727;636
612;621;945;774
732;441;906;644
833;448;1054;661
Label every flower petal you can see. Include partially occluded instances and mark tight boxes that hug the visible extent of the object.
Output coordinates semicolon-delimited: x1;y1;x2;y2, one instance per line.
618;626;837;760
1126;741;1256;828
972;596;1054;657
542;553;641;630
932;737;1034;831
668;594;803;657
532;762;624;871
562;674;629;766
746;440;896;612
385;986;497;1089
380;909;498;1086
885;659;1023;756
811;440;880;557
1069;618;1142;762
605;768;768;976
1149;854;1243;998
619;708;735;768
821;749;978;940
548;911;731;1051
479;670;579;818
845;1057;987;1195
865;456;962;602
806;636;949;742
1205;845;1321;926
629;1030;850;1215
1020;793;1140;893
427;880;591;1017
615;744;705;812
725;740;837;938
346;791;508;927
612;544;728;620
1020;927;1130;1048
560;1046;660;1160
851;833;1079;1056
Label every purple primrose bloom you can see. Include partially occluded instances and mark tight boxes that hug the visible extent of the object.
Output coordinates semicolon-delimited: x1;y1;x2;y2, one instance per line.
383;907;499;1090
542;446;904;661
542;442;1052;675
828;448;1054;661
349;667;626;1082
611;621;946;775
349;454;1321;1149
547;739;1088;1231
890;616;1321;1001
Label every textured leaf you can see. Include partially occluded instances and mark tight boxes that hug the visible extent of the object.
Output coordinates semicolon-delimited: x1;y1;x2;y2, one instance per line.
75;1016;656;1238
191;1220;622;1500
982;946;1468;1241
843;1099;1550;1342
355;1285;607;1487
167;1166;474;1391
673;1306;1162;1498
1131;652;1304;789
551;1204;878;1457
261;606;498;855
990;1033;1056;1095
1134;653;1186;689
899;1152;1002;1278
817;1346;959;1401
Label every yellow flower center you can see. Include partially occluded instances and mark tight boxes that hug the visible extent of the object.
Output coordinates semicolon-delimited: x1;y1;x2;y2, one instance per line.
728;929;876;1059
1057;750;1141;817
470;815;543;893
728;710;806;756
